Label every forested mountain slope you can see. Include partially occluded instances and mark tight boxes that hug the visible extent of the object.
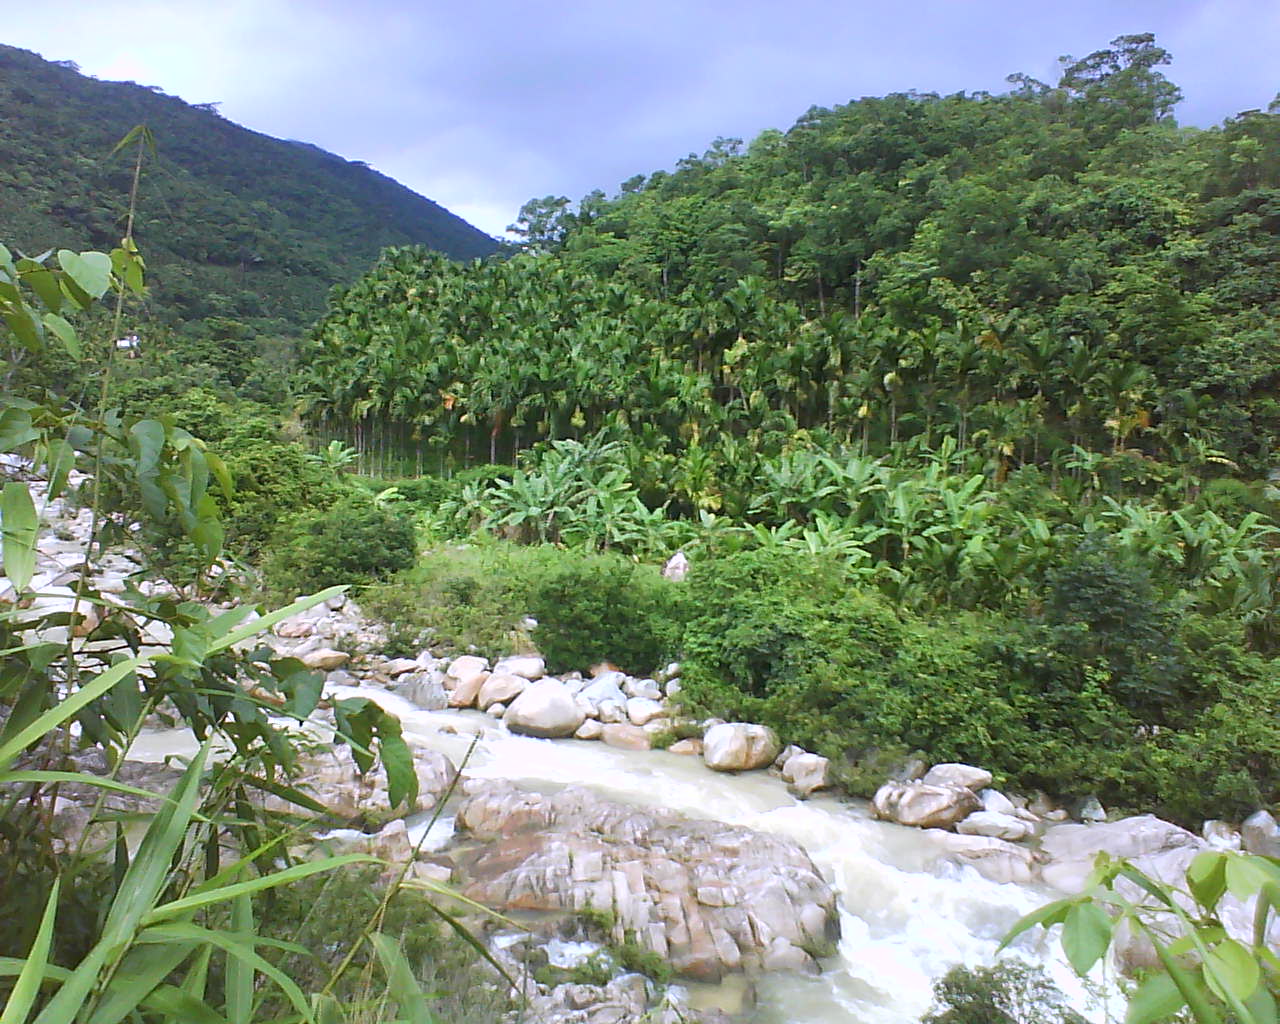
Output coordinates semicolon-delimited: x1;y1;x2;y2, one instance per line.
0;43;497;334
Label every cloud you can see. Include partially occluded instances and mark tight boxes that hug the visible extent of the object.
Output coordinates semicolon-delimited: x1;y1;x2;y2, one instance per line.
5;0;1278;236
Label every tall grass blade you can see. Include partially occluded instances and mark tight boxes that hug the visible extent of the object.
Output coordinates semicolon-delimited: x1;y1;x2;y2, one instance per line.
1;878;59;1024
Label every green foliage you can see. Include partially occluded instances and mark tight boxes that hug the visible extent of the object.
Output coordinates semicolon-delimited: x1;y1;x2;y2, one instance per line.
263;493;418;598
363;542;682;673
1004;851;1280;1024
921;962;1086;1024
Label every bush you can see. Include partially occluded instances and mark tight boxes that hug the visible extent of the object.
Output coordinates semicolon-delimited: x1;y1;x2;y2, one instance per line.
363;543;684;672
921;962;1086;1024
263;493;417;597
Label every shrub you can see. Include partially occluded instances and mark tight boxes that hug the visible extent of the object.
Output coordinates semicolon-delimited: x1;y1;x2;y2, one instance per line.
921;962;1086;1024
263;493;417;597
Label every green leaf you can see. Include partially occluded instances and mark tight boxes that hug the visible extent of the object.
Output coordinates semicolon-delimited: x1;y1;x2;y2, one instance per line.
227;888;254;1024
206;586;347;653
40;314;80;359
0;959;70;984
313;993;346;1024
85;942;198;1024
41;437;76;501
2;481;39;593
377;712;418;810
57;250;112;300
1;878;59;1024
1125;970;1185;1024
1203;938;1261;1004
3;308;43;351
1245;985;1278;1024
370;934;436;1024
1153;939;1225;1024
15;259;61;313
0;408;39;450
1061;901;1112;976
139;985;227;1024
1187;851;1228;910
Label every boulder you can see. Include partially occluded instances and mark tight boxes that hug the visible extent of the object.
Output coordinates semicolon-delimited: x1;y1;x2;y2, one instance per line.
626;697;666;726
1040;815;1203;894
921;763;992;792
980;789;1016;815
597;700;628;724
663;551;689;582
871;781;981;829
579;674;627;707
1075;795;1107;823
1202;820;1242;850
455;781;838;981
380;658;420;678
394;670;447;710
493;655;546;680
1242;810;1280;857
955;810;1034;842
270;745;456;822
668;738;703;756
503;680;585;738
702;723;781;772
574;719;604;741
781;752;830;797
928;831;1038;884
477;672;528;710
445;655;489;690
623;677;663;701
601;723;652;751
302;647;349;671
446;668;487;708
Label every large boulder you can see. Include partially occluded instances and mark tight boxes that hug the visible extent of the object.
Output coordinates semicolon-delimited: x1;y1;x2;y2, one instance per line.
921;763;992;791
1039;815;1203;894
455;781;838;982
302;647;350;671
927;831;1038;885
269;744;456;823
477;672;529;710
579;674;627;707
1242;810;1280;857
702;723;781;772
503;680;586;738
601;722;652;751
493;655;546;680
626;697;666;726
872;781;981;829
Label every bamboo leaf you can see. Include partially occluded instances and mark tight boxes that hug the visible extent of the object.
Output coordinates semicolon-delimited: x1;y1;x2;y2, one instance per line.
227;889;254;1024
370;934;435;1024
84;942;198;1024
139;985;227;1024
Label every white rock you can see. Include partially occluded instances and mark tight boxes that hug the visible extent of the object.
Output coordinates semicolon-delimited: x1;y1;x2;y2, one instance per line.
477;672;528;710
662;551;689;581
626;697;666;726
381;658;419;677
447;669;488;708
928;831;1037;884
702;723;781;772
956;811;1034;841
487;703;506;718
597;700;627;724
921;763;992;792
446;655;489;689
1040;815;1203;894
302;648;350;671
574;719;604;741
872;781;981;829
664;677;682;698
1242;810;1280;857
493;655;546;680
781;752;830;797
980;789;1016;815
1202;820;1242;850
503;680;585;738
580;673;627;705
600;723;651;751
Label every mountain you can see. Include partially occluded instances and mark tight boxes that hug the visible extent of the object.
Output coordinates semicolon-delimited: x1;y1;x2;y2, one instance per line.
0;44;499;334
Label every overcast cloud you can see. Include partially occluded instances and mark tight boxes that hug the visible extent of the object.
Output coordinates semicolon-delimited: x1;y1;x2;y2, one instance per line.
4;0;1277;236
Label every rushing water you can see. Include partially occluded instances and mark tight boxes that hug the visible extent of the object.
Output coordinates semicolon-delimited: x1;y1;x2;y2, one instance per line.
128;684;1113;1023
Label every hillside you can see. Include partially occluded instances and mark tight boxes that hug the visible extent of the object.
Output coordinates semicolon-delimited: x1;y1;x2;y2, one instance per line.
0;44;498;334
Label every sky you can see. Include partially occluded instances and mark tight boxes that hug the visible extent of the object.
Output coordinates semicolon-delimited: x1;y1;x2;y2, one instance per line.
4;0;1278;238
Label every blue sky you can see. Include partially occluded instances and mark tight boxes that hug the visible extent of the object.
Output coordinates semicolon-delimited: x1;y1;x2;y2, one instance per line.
5;0;1277;236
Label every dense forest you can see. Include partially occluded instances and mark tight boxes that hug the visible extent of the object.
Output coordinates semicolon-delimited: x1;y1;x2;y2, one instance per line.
0;44;497;337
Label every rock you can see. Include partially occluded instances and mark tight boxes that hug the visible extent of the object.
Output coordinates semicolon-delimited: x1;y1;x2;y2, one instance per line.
626;697;666;726
663;551;689;582
668;738;703;756
445;655;489;690
1075;795;1107;823
487;703;506;718
504;680;586;738
446;667;487;708
1242;810;1280;857
642;718;672;738
1040;815;1203;894
271;745;457;822
455;781;838;981
928;831;1038;884
921;763;992;792
477;672;529;710
276;618;314;638
955;811;1034;842
665;678;683;698
623;677;663;701
380;658;419;677
574;719;604;741
1202;820;1242;850
369;819;414;863
871;781;981;829
574;694;598;719
394;670;447;710
302;648;350;671
597;700;628;724
702;723;781;772
493;655;546;680
781;752;830;797
600;723;652;751
580;673;627;706
774;744;805;770
980;789;1016;815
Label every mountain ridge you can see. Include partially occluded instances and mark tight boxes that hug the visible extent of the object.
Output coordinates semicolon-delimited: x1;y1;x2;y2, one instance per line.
0;43;499;334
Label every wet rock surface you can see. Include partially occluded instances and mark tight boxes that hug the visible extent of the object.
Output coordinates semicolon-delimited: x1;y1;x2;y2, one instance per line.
454;780;839;982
